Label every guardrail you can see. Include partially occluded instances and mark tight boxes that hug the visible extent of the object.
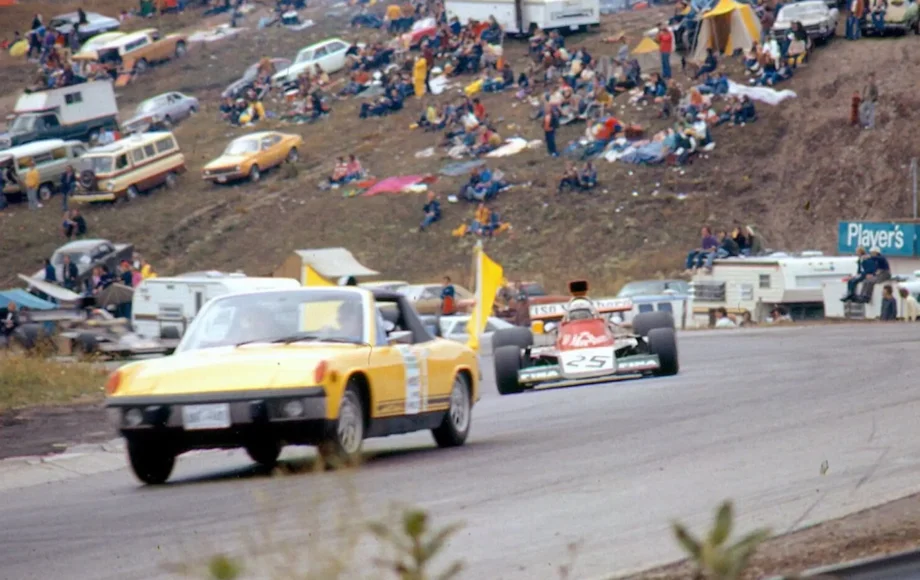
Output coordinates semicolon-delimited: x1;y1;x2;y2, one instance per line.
768;547;920;579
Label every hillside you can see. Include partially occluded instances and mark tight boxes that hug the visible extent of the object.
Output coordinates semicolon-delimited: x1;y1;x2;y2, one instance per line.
1;3;917;293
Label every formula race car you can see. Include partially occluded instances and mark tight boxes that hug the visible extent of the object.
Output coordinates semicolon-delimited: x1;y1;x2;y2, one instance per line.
491;280;678;395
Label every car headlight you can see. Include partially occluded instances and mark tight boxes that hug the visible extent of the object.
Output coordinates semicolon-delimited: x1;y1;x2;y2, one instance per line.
105;181;115;191
234;165;241;171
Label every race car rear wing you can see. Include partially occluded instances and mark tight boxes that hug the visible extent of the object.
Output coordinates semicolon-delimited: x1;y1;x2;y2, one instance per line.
528;297;634;322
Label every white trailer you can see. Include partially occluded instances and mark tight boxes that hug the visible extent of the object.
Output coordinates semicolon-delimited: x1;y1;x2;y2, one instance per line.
131;272;300;341
444;0;600;35
689;251;859;324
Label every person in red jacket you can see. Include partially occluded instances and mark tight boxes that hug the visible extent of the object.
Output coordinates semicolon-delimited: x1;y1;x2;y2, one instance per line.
656;23;673;79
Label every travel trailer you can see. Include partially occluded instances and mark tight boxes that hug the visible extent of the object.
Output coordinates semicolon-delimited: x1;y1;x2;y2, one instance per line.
689;252;859;324
444;0;600;35
131;272;300;340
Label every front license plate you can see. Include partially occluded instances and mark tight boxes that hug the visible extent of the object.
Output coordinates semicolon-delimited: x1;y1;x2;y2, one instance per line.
217;176;227;183
182;404;231;430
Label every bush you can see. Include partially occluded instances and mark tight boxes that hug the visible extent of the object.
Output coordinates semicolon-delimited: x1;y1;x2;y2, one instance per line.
0;353;107;410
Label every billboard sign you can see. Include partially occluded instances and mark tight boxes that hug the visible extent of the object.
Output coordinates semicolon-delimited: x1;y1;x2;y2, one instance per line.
837;221;918;257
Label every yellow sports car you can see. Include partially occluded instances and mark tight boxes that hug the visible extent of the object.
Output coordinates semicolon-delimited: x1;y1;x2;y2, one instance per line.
201;130;303;184
104;286;480;485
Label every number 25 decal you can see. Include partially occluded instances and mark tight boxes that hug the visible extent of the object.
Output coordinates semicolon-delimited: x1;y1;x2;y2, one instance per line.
568;354;610;368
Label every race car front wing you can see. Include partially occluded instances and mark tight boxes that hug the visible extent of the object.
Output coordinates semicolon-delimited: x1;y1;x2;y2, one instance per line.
517;353;661;385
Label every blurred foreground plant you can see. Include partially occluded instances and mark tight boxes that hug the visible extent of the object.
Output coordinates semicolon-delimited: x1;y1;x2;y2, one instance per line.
672;500;771;580
0;352;106;410
369;508;464;580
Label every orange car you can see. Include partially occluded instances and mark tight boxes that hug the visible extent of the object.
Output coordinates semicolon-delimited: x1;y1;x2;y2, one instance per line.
202;131;303;184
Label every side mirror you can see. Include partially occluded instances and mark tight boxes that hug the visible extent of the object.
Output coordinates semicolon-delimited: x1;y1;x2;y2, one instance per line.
387;330;413;345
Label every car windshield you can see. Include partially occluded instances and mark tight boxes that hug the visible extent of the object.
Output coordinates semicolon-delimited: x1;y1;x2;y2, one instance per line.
223;139;259;156
295;50;314;64
10;115;35;132
617;280;689;297
780;4;824;18
52;250;91;267
135;99;159;116
178;289;367;352
83;155;114;174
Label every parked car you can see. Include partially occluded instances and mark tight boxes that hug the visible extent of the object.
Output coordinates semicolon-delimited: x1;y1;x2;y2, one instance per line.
434;314;515;344
122;92;199;134
861;0;920;33
360;280;410;293
272;38;350;85
773;1;839;40
616;279;690;298
0;139;88;203
72;28;188;79
50;11;120;42
222;58;291;99
202;131;303;184
399;283;475;315
35;238;135;287
77;31;124;55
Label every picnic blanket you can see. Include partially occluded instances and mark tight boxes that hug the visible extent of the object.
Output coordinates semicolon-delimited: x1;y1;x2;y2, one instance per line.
362;175;436;196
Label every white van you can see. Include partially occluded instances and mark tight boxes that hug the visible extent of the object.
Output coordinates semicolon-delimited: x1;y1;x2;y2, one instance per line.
131;272;300;340
444;0;600;35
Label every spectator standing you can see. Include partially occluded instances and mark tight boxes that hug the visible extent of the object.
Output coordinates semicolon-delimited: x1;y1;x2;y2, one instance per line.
846;0;865;39
62;254;78;290
861;72;878;129
60;165;75;211
2;302;20;340
899;287;918;321
440;276;457;315
43;258;57;283
24;160;41;210
543;104;559;157
880;284;897;320
656;23;674;79
0;169;7;211
420;191;441;231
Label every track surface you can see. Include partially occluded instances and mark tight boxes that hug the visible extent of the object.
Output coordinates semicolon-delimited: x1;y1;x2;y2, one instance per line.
3;324;920;580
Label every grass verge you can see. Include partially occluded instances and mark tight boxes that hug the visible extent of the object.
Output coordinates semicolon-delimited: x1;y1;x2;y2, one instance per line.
0;353;107;411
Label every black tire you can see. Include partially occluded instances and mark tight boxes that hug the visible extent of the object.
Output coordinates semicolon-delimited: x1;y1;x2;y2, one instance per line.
160;326;181;340
245;439;282;468
175;41;187;57
249;165;261;182
134;58;149;74
127;440;175;485
79;169;97;191
491;327;533;350
632;311;675;337
38;183;54;201
494;345;524;395
318;382;365;467
432;373;472;447
647;327;679;376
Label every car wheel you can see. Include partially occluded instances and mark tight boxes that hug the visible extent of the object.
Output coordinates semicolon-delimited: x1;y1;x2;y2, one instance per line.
318;383;364;467
632;311;675;337
647;327;679;376
125;185;140;201
134;58;149;74
161;115;172;128
127;440;175;485
175;41;187;57
245;439;282;468
432;373;472;447
286;148;299;163
494;345;525;395
164;171;179;189
491;327;533;351
38;183;54;201
249;165;261;182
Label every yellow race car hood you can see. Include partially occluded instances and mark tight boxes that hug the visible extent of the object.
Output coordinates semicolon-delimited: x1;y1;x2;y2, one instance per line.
114;344;365;397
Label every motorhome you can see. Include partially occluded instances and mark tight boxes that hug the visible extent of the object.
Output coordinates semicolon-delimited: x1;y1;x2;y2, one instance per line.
131;272;300;340
444;0;600;35
689;252;859;325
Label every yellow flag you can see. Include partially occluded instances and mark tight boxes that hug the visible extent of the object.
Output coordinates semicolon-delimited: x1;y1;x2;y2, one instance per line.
304;265;334;287
466;246;503;351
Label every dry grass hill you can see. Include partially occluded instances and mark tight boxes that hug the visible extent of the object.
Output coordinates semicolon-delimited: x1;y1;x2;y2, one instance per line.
1;1;918;292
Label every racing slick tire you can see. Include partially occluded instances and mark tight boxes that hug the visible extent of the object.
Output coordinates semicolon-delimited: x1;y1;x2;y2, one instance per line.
127;440;176;485
432;373;472;447
491;327;533;351
494;345;525;395
632;311;675;338
647;327;679;376
318;382;365;468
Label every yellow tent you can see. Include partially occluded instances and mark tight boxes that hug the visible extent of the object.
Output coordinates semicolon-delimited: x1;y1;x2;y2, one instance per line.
631;37;671;73
692;0;762;62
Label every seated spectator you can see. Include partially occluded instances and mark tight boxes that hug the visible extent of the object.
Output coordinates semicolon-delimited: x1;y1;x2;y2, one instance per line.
329;157;349;184
842;246;869;302
698;72;729;95
578;162;597;189
870;0;887;30
420;192;441;231
703;230;742;271
694;48;718;79
743;43;761;75
558;162;581;194
345;155;364;181
684;226;719;272
871;247;892;282
470;202;490;235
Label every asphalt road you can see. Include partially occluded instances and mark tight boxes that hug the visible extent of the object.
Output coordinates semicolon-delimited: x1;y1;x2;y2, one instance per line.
5;324;920;580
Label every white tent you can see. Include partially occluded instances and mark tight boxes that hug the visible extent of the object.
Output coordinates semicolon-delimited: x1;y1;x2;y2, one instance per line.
692;0;762;62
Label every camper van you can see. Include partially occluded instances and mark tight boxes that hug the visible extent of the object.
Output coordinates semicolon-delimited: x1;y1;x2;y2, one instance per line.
131;272;300;340
690;251;859;324
444;0;600;35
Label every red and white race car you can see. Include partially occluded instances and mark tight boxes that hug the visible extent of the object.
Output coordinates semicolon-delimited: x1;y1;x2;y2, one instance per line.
491;280;678;395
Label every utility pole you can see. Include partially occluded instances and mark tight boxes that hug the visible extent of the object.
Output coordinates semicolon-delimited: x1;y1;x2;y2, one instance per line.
912;158;918;219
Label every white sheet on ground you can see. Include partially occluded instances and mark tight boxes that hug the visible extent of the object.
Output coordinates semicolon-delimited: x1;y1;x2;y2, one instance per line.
727;80;796;105
486;137;529;158
188;25;247;43
430;75;449;95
